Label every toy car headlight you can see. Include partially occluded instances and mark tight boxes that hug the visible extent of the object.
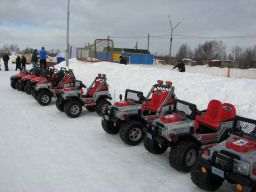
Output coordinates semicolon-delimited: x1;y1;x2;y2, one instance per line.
234;161;250;176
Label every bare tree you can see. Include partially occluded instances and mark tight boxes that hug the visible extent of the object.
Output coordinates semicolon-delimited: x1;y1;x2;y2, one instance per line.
193;40;226;64
176;44;193;59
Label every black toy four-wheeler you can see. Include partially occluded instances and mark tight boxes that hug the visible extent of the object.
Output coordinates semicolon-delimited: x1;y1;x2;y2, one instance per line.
10;68;29;89
143;99;236;172
16;67;43;91
102;80;175;146
32;67;76;106
25;66;56;95
191;116;256;192
56;73;112;118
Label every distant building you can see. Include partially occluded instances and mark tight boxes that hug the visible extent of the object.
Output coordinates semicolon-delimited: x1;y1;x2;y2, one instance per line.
77;47;154;65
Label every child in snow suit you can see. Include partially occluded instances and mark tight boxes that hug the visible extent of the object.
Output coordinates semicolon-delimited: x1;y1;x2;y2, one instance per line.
3;53;10;71
15;56;21;71
21;55;27;69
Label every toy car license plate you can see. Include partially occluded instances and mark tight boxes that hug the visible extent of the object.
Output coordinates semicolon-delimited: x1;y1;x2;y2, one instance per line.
211;166;224;178
147;133;152;140
104;115;109;121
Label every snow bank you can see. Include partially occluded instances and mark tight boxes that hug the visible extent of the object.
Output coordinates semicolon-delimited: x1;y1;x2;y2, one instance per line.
56;59;256;119
0;60;254;192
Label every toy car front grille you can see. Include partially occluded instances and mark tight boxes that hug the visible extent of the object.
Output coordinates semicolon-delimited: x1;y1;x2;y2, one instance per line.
234;117;256;138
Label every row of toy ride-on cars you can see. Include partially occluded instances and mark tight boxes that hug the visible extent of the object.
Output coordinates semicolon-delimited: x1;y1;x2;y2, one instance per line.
10;70;256;191
101;80;256;191
10;67;112;117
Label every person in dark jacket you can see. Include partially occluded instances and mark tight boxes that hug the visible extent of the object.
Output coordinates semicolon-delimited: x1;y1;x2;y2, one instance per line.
172;59;185;72
119;56;127;65
31;49;38;69
21;55;27;69
3;53;10;71
15;56;21;71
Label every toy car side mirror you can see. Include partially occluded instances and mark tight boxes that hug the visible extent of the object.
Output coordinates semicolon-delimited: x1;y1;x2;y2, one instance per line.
119;94;122;101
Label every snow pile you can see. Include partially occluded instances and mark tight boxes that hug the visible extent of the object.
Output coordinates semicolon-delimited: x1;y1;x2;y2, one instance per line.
0;59;255;192
56;59;256;119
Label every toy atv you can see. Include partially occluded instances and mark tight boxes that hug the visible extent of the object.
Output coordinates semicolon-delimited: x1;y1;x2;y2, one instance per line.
25;66;56;95
16;67;43;91
143;99;236;172
10;68;29;89
56;73;111;118
32;67;75;106
191;116;256;192
102;80;175;146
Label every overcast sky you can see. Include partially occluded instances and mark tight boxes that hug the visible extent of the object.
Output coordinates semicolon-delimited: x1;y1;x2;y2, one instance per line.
0;0;256;56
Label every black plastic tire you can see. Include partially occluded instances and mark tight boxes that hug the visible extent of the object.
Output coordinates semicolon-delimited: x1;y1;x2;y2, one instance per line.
143;135;167;154
64;100;82;118
56;101;65;112
10;80;17;89
32;90;37;99
37;91;52;106
191;158;223;191
101;119;120;134
24;84;31;95
169;140;199;172
96;100;111;117
16;80;22;91
120;120;144;146
86;106;96;112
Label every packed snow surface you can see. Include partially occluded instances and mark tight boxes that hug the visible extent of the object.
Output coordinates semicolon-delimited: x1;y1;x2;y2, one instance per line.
0;59;255;192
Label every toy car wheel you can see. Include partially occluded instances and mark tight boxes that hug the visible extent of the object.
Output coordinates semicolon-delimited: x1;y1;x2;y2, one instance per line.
37;92;52;106
10;80;16;89
64;100;82;118
32;89;37;99
143;135;167;154
16;80;22;91
169;140;198;172
24;84;31;95
101;119;120;134
96;100;111;117
120;120;144;146
191;158;223;191
56;101;65;112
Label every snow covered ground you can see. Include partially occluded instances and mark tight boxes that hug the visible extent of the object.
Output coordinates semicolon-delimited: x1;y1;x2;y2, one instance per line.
0;59;255;192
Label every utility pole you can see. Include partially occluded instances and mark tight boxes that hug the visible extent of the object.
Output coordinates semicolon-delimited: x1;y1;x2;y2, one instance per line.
147;33;150;52
107;36;110;60
168;16;184;65
66;0;70;68
135;41;138;50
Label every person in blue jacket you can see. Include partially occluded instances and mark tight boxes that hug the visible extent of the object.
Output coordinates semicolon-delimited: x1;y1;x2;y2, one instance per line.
37;47;47;69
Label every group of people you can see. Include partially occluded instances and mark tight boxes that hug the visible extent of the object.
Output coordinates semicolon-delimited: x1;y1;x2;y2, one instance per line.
1;47;48;71
15;55;27;71
3;48;185;72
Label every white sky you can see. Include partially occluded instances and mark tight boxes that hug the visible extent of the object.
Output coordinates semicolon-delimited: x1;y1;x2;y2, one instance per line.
0;0;256;55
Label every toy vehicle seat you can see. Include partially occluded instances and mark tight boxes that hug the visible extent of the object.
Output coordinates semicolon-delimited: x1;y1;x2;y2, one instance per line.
196;100;236;131
87;80;107;96
217;103;236;122
143;90;172;112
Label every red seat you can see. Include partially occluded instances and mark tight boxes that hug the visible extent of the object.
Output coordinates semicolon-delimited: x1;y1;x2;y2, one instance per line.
87;81;107;96
142;90;173;112
59;75;73;88
196;100;236;131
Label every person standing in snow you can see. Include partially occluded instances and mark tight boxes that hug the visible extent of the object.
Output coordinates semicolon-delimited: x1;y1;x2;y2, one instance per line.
15;55;21;71
172;59;185;72
38;47;47;69
3;53;10;71
31;49;38;69
119;56;127;65
21;55;27;69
